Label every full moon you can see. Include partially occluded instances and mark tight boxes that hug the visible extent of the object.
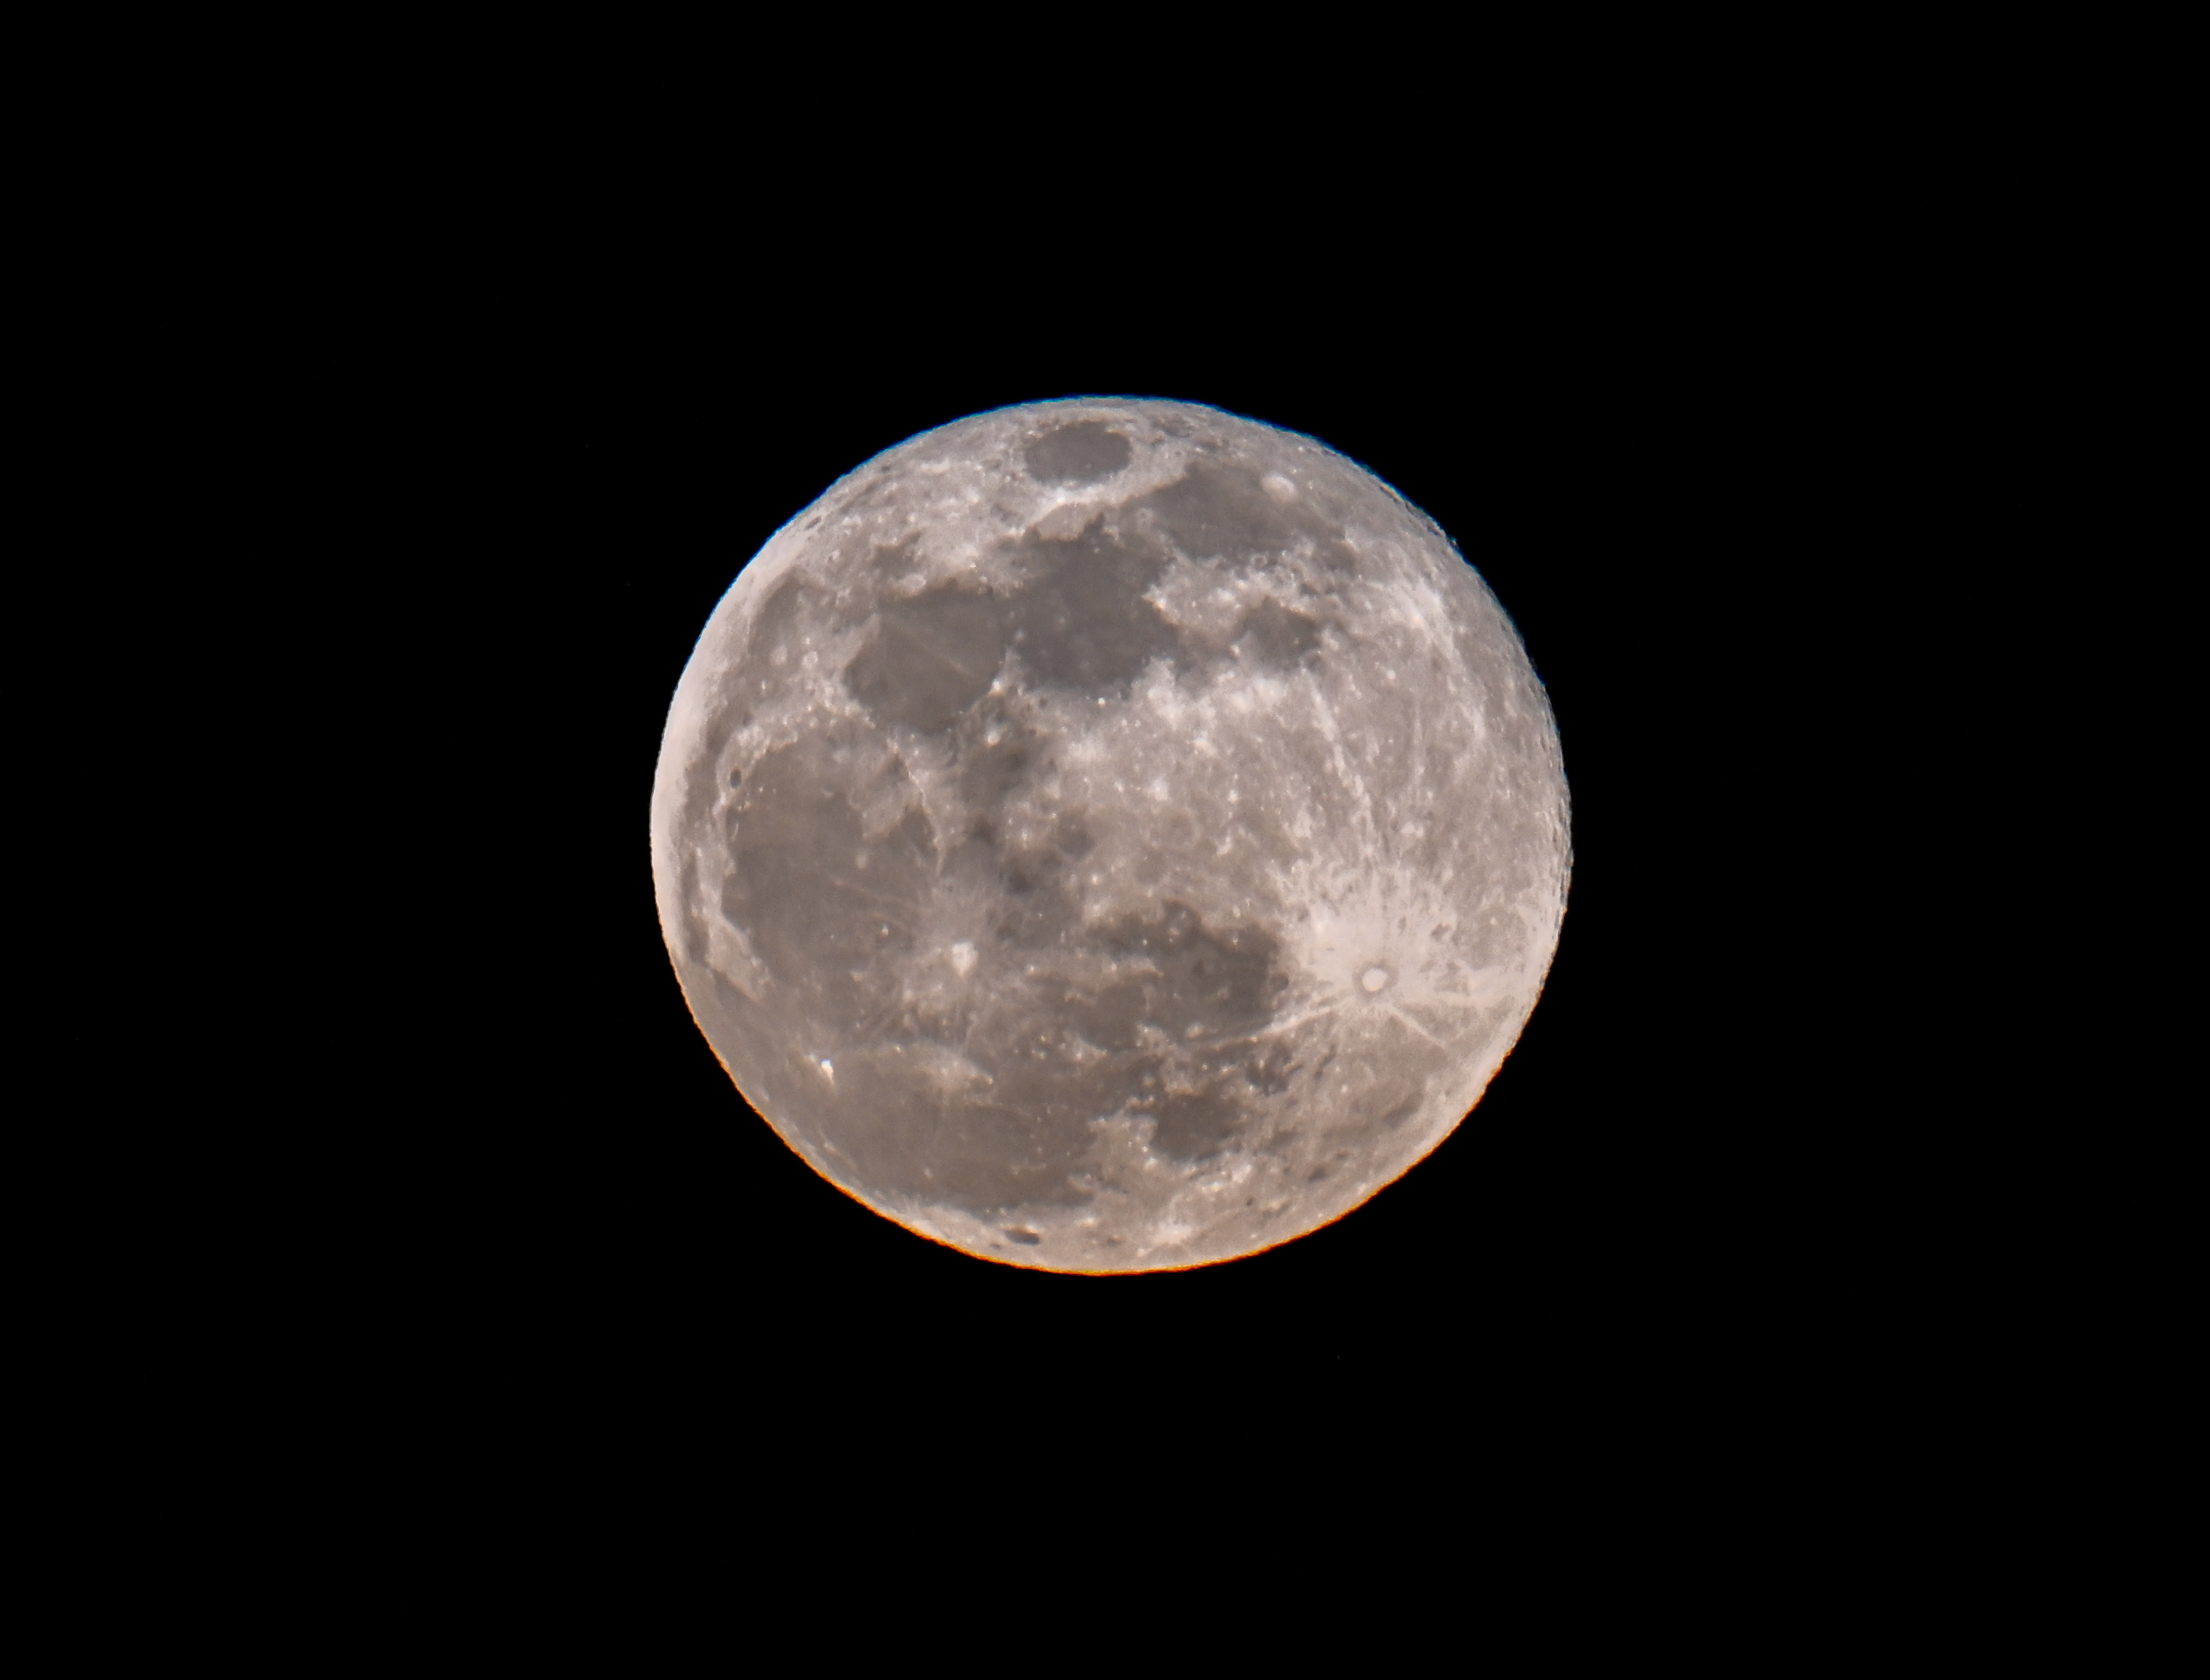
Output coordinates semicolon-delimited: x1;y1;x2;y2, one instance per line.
650;400;1568;1271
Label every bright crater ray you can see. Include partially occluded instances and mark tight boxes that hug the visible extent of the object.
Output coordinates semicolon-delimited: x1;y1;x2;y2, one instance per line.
650;400;1569;1271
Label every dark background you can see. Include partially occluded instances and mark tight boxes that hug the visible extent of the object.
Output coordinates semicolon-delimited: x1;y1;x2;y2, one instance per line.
41;72;2043;1566
366;280;1838;1422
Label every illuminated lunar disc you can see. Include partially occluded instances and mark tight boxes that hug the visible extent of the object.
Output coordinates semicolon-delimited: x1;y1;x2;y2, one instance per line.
650;400;1569;1271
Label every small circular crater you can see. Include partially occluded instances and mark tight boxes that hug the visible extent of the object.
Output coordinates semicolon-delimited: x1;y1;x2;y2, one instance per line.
1361;966;1390;992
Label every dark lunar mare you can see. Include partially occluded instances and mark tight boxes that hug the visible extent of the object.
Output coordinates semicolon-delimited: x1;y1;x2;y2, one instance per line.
1022;420;1132;484
840;446;1356;730
709;758;1302;1212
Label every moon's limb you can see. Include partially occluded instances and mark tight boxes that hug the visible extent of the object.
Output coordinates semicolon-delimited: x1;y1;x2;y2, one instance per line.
650;400;1569;1271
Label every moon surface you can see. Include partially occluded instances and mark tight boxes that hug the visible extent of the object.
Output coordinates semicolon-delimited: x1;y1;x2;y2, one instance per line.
650;400;1568;1271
